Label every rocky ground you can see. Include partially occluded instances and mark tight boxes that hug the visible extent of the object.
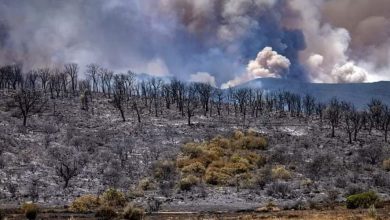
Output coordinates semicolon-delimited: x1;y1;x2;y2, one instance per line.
0;91;389;212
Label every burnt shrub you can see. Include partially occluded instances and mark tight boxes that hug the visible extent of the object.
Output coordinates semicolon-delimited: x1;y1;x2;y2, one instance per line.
266;182;292;199
95;206;117;220
305;153;333;180
179;175;199;191
123;204;144;220
358;146;383;165
101;188;127;208
346;191;379;209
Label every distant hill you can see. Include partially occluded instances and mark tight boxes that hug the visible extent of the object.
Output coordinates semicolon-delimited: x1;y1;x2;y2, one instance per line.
240;78;390;108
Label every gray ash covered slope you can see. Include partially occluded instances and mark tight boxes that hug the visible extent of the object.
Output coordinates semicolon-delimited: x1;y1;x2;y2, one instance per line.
241;78;390;108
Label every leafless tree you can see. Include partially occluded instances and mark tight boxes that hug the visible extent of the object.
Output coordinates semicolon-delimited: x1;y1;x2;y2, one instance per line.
14;89;45;126
368;99;384;130
38;68;51;92
185;83;199;126
214;88;224;117
383;105;390;142
234;88;250;123
327;97;341;137
86;63;100;93
25;70;39;90
195;83;212;116
341;102;355;144
112;75;127;122
303;94;316;116
99;68;114;98
49;146;88;189
64;63;79;95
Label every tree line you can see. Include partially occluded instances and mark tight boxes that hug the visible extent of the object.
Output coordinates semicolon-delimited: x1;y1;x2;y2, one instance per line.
1;63;390;143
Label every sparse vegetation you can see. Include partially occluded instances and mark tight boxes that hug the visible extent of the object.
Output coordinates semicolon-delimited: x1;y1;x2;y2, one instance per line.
70;195;101;213
95;206;117;220
123;204;145;220
0;63;390;216
101;188;127;208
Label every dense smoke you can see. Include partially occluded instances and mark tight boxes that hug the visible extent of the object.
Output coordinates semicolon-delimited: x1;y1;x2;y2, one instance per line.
222;47;290;88
0;0;389;86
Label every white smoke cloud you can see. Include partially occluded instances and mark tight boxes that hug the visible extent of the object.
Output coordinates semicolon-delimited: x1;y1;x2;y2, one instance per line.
189;72;217;87
144;58;171;77
331;62;367;83
222;47;290;88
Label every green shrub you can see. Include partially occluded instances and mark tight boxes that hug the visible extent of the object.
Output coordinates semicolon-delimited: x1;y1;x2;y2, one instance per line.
221;162;249;175
95;206;117;220
138;178;156;191
246;136;268;150
383;159;390;171
182;144;203;158
21;203;39;220
205;168;230;185
233;130;245;140
179;175;199;191
346;191;379;209
271;166;292;180
123;204;145;220
181;162;206;175
102;188;127;208
70;195;100;212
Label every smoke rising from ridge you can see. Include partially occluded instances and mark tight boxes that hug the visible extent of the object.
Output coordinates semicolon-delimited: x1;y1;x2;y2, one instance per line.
0;0;389;86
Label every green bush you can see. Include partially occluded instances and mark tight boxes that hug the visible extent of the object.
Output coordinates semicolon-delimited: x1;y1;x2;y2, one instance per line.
70;195;100;212
21;203;39;220
205;168;230;185
123;204;145;220
181;162;206;175
95;206;117;220
101;188;127;208
271;166;292;180
179;175;199;191
346;191;379;209
182;144;203;158
138;178;156;191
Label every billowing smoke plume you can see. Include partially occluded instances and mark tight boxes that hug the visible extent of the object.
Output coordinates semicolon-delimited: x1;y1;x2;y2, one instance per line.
189;72;217;87
222;47;290;88
0;0;389;86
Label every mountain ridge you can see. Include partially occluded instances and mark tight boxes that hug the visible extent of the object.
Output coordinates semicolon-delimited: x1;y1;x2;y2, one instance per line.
239;78;390;108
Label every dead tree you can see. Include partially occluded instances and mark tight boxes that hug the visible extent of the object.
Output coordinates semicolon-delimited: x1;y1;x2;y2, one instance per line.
112;75;127;122
303;94;316;117
86;63;100;93
234;88;250;123
25;70;39;90
14;89;45;126
38;68;51;92
185;84;199;126
195;83;212;116
341;102;354;144
383;105;390;142
327;98;341;137
214;88;224;117
50;146;87;189
149;78;163;117
64;63;78;95
368;99;384;130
